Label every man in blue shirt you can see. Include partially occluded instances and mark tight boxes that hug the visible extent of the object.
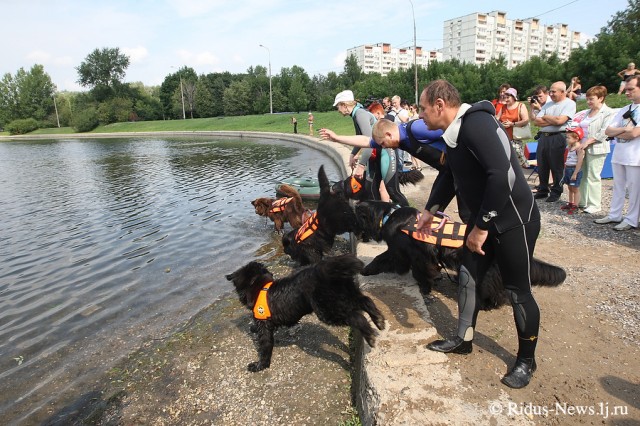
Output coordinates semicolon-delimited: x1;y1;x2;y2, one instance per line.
320;118;469;221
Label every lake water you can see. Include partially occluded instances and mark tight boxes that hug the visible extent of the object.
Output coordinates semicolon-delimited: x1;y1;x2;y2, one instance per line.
0;136;342;424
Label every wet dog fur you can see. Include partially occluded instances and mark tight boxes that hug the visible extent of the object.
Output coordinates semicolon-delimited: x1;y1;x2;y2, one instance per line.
226;254;386;372
332;169;424;202
355;200;566;309
251;184;306;233
282;165;358;265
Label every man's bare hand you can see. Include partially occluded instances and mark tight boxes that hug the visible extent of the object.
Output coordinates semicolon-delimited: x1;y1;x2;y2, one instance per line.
415;210;435;240
466;226;488;255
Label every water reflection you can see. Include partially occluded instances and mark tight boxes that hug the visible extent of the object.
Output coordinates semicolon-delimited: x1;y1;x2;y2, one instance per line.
0;136;341;424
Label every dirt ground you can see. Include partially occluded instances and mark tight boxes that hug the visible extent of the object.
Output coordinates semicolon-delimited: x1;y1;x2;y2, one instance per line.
47;178;639;426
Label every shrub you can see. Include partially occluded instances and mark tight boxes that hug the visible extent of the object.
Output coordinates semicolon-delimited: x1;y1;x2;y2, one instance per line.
6;118;39;135
72;108;99;132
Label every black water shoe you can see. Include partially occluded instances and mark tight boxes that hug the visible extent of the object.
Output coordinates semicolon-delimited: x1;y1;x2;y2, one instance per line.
426;336;472;354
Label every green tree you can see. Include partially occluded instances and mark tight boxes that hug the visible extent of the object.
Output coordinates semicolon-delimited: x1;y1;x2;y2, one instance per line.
97;97;133;124
194;78;215;118
199;71;235;117
0;72;19;126
567;0;640;93
342;54;362;88
76;47;130;92
18;64;56;122
160;67;197;119
223;80;251;116
288;79;308;112
0;65;56;126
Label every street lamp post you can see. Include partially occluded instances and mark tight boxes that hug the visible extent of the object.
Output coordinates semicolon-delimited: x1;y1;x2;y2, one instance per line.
171;66;186;119
53;94;60;128
179;75;186;119
409;0;418;106
259;44;273;114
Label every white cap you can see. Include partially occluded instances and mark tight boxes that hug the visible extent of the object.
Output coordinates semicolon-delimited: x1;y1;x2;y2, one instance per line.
333;90;354;106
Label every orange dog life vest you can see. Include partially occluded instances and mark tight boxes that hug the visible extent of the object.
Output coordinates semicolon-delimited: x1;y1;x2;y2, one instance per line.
401;217;466;248
295;211;319;242
253;281;273;320
349;176;363;194
269;197;293;214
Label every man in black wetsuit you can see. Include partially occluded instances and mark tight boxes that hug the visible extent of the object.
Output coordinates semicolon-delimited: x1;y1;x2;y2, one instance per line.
416;80;542;389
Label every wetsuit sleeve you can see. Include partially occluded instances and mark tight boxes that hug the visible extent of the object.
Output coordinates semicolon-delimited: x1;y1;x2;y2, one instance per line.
425;165;456;214
409;119;444;140
354;112;374;165
462;113;515;230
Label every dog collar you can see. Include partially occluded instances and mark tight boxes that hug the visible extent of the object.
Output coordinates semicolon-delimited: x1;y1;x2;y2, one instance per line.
380;204;402;228
253;281;273;320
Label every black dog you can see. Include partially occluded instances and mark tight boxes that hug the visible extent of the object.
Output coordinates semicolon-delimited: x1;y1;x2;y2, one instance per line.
355;200;566;309
282;165;358;265
332;169;424;202
225;254;386;372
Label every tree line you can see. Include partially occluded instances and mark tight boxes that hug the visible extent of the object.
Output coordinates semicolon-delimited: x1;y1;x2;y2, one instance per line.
1;0;638;133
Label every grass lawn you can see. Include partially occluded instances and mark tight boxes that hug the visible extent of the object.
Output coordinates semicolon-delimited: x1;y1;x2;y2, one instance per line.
3;112;356;138
0;94;631;138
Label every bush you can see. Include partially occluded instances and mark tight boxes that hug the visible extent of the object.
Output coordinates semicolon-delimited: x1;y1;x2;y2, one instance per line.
6;118;39;135
72;108;99;132
97;97;133;124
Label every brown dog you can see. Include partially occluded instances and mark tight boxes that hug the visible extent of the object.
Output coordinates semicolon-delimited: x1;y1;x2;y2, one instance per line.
251;184;306;232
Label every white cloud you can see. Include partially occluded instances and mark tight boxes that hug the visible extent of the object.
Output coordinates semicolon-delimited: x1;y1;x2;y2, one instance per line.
122;46;149;64
194;51;219;66
333;51;347;68
26;50;52;63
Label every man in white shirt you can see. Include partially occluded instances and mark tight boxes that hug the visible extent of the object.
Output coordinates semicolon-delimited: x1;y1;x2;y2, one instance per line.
595;75;640;230
532;82;576;203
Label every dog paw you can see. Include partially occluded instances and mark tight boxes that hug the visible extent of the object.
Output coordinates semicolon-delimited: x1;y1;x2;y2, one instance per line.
247;361;269;372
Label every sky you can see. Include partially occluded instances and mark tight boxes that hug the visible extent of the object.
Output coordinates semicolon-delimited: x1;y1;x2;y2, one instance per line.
1;0;630;92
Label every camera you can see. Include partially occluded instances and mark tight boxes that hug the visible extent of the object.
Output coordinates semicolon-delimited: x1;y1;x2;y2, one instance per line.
622;107;637;125
530;95;540;105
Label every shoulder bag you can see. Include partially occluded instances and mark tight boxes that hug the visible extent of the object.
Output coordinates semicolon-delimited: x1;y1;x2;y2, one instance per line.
513;103;533;141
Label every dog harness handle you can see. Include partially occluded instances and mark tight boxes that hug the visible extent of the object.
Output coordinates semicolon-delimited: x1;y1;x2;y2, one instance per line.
253;281;273;320
295;211;319;242
269;197;293;214
402;216;466;248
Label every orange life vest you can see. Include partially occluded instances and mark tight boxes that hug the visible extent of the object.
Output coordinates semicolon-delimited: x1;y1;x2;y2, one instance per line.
295;211;319;242
253;281;273;320
269;197;293;214
349;176;363;194
401;217;466;248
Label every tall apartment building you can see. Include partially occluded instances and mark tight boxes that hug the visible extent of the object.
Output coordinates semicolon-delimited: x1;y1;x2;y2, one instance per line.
346;43;442;75
443;11;582;68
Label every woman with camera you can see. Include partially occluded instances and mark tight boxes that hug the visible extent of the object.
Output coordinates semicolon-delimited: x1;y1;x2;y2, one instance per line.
570;86;617;214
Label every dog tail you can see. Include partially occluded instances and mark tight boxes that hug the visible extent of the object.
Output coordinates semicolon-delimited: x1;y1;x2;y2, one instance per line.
398;169;425;186
316;254;364;281
277;184;303;205
530;258;566;286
